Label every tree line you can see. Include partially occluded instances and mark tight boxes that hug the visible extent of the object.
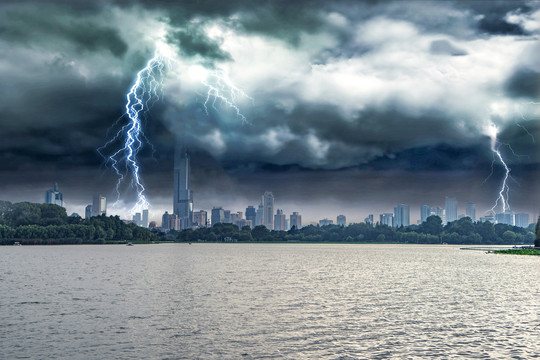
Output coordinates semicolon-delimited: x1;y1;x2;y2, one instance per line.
177;215;538;245
0;201;157;245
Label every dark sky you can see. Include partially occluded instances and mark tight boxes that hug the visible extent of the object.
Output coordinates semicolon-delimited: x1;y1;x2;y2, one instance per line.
0;0;539;224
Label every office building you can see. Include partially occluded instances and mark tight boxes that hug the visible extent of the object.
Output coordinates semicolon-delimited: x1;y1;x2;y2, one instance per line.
262;191;274;229
380;213;394;227
174;147;194;230
496;211;514;226
514;213;529;228
420;205;431;223
193;210;208;227
45;183;63;207
246;206;256;224
290;212;302;229
394;204;410;227
319;219;333;226
133;213;141;226
85;205;93;219
274;209;286;231
162;211;179;231
142;209;149;228
211;207;224;226
337;215;346;227
445;197;458;224
255;203;264;226
365;214;374;225
466;202;476;221
92;194;107;216
224;210;232;223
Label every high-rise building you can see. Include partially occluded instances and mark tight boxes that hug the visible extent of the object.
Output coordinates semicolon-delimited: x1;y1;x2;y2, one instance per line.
92;194;107;216
245;206;256;224
193;210;208;227
514;213;530;228
85;205;93;219
496;211;514;226
274;209;286;231
133;213;141;226
211;207;224;226
224;210;232;223
466;202;476;221
45;183;63;207
162;211;170;229
262;191;274;229
174;148;193;230
420;205;431;223
394;204;410;227
255;203;264;226
142;209;149;228
337;215;346;226
162;211;179;231
290;212;302;229
380;213;393;227
365;214;374;225
445;197;458;224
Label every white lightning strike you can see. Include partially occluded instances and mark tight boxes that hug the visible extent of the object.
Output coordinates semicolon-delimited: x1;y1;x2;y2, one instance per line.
100;45;250;215
485;123;511;214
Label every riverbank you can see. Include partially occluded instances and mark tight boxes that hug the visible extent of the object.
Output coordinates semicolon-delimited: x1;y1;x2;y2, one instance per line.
493;248;540;256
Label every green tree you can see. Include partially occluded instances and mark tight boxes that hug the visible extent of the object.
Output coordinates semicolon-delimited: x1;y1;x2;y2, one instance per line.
420;215;443;236
535;216;540;247
502;230;517;244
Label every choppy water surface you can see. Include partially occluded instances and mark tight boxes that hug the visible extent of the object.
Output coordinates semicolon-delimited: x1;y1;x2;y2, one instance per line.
1;244;539;359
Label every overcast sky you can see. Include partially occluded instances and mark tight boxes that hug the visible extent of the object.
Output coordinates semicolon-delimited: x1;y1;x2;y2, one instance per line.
0;0;539;224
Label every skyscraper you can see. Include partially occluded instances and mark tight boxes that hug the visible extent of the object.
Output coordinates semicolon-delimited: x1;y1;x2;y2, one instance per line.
466;202;476;221
142;209;149;228
193;210;208;227
364;214;374;225
92;194;106;216
290;212;302;229
274;209;286;231
420;205;431;223
174;148;193;230
255;203;264;226
45;183;63;207
211;207;224;226
380;213;393;227
337;215;346;226
245;206;256;224
394;204;410;227
85;205;92;219
133;212;141;226
514;213;530;228
445;197;458;223
496;211;514;226
262;191;274;229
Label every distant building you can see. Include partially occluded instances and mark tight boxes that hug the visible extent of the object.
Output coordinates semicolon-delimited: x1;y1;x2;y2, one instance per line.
245;206;256;224
92;194;107;216
394;204;410;227
319;219;333;226
162;211;170;229
211;207;224;226
364;214;374;225
496;211;514;226
223;210;232;224
45;183;63;207
149;221;157;229
193;210;208;227
262;191;274;229
162;211;180;231
445;197;457;224
466;202;476;221
255;203;264;226
274;209;286;231
337;215;346;227
142;209;149;228
290;212;302;229
380;213;393;227
85;205;93;219
236;219;252;229
514;213;529;228
479;214;495;223
173;148;193;230
420;205;431;223
133;212;141;226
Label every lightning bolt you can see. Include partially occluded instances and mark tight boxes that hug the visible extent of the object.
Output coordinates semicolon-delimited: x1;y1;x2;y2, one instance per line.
100;47;250;215
485;124;511;215
99;50;167;214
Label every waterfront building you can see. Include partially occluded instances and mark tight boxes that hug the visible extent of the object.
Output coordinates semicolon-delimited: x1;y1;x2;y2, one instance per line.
380;213;394;227
92;194;107;216
466;202;476;221
445;197;458;224
290;212;302;229
174;148;193;230
262;191;274;229
319;219;333;226
45;183;63;207
274;209;286;231
193;210;208;227
420;205;430;223
211;207;225;226
337;215;346;227
394;204;410;227
514;213;530;228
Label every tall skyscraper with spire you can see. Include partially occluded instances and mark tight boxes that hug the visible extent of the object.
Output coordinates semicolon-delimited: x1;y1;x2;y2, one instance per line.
174;143;193;230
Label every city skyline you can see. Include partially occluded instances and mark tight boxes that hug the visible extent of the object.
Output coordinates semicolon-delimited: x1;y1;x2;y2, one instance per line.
0;1;538;224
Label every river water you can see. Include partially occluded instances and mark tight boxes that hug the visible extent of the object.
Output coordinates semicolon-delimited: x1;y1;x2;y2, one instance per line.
1;244;539;359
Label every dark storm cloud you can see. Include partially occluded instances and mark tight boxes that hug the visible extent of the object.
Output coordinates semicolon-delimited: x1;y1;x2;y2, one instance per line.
167;26;231;61
0;7;128;57
504;68;540;99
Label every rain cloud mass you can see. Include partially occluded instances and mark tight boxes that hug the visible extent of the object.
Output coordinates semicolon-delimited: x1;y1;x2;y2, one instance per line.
0;0;539;223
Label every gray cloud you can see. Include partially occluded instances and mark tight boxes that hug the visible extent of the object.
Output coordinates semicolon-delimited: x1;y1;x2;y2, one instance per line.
429;39;468;56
